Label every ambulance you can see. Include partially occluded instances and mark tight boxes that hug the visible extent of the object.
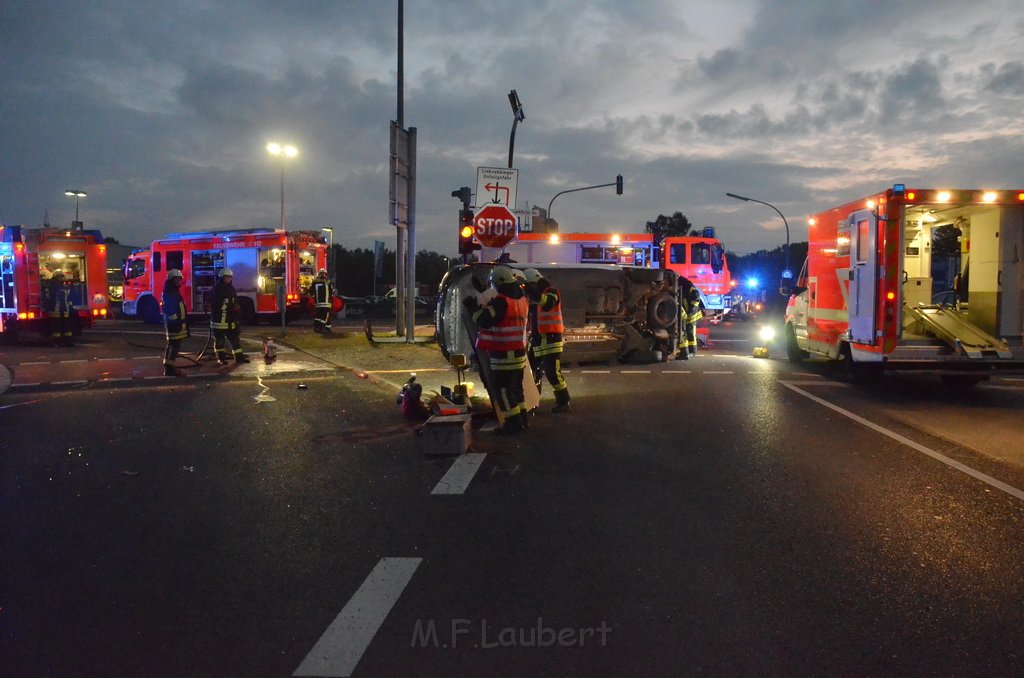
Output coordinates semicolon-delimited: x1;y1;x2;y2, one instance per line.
784;185;1024;383
122;228;328;324
0;225;110;341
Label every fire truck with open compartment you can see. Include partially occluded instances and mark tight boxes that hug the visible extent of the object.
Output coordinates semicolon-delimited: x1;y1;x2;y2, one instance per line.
0;224;110;341
784;185;1024;383
121;228;328;324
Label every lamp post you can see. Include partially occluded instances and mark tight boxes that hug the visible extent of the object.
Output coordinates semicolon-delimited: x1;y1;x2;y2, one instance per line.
321;227;334;279
726;192;792;282
64;189;87;226
507;89;525;169
266;142;298;230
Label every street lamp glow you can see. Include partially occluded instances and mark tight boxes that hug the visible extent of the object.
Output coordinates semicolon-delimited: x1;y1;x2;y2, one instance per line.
64;189;87;222
266;142;299;230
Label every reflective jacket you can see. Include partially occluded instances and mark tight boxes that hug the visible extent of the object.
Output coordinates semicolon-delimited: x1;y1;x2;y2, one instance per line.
475;294;529;353
163;287;189;341
530;287;564;357
682;285;704;324
210;280;240;330
311;278;333;308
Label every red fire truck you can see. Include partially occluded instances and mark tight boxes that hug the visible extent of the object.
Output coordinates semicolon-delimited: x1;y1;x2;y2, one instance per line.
0;225;110;341
659;229;735;314
784;185;1024;383
122;228;328;324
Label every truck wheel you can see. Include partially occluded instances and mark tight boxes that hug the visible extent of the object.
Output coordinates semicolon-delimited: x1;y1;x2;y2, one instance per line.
138;296;161;325
786;325;807;363
646;292;677;331
238;297;257;325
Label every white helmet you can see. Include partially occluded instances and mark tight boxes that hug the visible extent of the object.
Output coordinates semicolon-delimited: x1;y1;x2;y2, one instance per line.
488;265;516;287
167;269;183;280
523;268;544;284
219;267;233;278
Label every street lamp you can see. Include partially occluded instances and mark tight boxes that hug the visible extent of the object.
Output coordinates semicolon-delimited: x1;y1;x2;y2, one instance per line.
266;142;298;230
507;89;525;169
726;192;792;286
64;189;87;224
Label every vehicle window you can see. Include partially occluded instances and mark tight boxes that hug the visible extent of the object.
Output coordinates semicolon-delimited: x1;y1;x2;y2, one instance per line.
124;258;146;280
167;250;184;271
711;244;724;274
153;251;162;272
856;219;870;264
691;243;711;265
259;248;285;293
669;244;686;264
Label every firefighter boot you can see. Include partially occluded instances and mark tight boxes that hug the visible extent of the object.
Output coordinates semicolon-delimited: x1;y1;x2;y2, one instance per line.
164;364;180;377
674;350;689;360
235;353;251;364
495;412;525;436
552;388;571;414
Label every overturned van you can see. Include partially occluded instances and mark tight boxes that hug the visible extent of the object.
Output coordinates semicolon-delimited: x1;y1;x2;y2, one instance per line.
435;263;680;365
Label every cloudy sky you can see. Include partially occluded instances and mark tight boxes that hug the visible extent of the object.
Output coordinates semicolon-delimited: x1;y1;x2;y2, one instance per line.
2;0;1023;257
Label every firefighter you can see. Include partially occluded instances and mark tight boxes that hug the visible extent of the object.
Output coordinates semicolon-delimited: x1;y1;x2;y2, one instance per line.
676;281;704;359
463;265;530;435
311;268;334;334
43;270;75;346
210;268;250;365
162;269;189;376
523;268;571;413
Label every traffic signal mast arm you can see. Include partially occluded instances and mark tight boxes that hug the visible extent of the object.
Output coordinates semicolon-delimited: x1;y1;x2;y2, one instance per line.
547;175;623;218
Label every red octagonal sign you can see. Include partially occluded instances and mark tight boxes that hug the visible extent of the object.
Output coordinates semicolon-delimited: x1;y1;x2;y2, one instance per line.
473;204;518;248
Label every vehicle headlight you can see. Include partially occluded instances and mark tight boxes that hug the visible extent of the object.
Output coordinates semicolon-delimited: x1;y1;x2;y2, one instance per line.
758;325;776;342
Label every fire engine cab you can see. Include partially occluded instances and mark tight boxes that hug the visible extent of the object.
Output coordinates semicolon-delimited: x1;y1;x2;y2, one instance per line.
122;228;328;324
0;224;110;342
785;186;1024;383
659;229;735;314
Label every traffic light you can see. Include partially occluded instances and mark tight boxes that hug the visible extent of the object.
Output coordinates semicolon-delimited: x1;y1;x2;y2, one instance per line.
459;209;480;256
451;186;472;208
615;174;623;195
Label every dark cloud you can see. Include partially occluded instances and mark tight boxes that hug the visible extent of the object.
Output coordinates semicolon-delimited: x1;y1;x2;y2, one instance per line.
984;61;1024;96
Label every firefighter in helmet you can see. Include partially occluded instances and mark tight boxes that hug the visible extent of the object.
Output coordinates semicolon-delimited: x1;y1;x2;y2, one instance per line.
311;268;334;334
43;270;75;346
162;269;189;376
676;279;704;360
210;267;250;365
523;267;571;413
464;264;530;434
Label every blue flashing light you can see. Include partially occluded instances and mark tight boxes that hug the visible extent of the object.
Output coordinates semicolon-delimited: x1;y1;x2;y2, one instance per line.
746;277;759;288
893;183;905;195
781;269;793;279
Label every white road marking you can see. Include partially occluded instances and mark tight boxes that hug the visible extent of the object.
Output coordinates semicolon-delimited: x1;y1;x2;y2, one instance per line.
60;359;87;364
621;370;651;374
781;380;1024;502
96;357;124;362
97;377;132;383
581;369;611;374
11;383;41;387
431;453;487;495
792;372;821;378
144;375;172;380
664;370;691;374
294;557;422;677
19;361;50;366
51;380;88;386
703;370;734;374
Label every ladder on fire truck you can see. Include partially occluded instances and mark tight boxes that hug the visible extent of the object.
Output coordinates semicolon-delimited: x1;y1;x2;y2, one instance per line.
907;304;1013;359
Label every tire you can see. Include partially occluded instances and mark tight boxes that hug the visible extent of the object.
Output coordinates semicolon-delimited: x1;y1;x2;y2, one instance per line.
786;325;808;363
238;297;257;325
646;292;677;331
138;296;161;325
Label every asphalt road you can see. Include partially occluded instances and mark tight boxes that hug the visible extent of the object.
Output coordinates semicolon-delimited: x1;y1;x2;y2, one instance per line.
2;319;1023;676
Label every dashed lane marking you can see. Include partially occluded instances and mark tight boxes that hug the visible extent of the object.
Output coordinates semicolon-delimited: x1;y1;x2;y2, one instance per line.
431;453;487;495
97;377;132;383
11;383;41;388
60;359;88;364
580;369;611;374
51;380;88;386
703;371;734;374
781;380;1024;502
294;557;422;677
621;370;651;374
19;361;50;366
664;370;691;374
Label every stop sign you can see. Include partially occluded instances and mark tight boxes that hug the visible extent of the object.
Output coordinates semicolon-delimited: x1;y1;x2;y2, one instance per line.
473;204;518;248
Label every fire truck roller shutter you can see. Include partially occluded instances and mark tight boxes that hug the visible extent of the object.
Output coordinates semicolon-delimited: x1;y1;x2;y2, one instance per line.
225;249;259;325
647;291;677;331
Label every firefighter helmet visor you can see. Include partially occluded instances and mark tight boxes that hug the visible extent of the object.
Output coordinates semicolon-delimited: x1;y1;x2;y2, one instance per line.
219;268;233;278
523;268;544;284
167;269;183;280
488;265;516;287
